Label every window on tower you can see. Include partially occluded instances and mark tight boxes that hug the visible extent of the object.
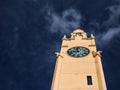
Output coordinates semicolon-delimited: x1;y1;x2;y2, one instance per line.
87;76;93;85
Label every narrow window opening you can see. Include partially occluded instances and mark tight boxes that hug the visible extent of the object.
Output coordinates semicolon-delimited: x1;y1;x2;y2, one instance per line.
87;76;93;85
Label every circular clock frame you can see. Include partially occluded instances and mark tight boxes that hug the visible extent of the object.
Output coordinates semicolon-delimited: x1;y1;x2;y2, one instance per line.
67;46;90;58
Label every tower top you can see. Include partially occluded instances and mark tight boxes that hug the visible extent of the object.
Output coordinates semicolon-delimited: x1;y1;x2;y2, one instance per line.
73;29;84;34
70;29;87;38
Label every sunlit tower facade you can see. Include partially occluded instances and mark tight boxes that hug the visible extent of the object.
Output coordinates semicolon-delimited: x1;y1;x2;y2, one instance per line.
51;29;107;90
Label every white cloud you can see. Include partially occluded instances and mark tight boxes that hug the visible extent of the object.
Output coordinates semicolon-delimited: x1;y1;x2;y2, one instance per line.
43;5;120;48
90;5;120;47
44;8;82;34
103;5;120;27
95;27;120;47
101;27;120;42
101;5;120;44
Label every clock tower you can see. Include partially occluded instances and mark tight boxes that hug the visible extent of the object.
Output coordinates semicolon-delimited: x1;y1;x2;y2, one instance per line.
51;29;107;90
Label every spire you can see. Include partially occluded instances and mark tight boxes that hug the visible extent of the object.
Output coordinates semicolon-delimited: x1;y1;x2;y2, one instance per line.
91;34;95;39
62;35;67;40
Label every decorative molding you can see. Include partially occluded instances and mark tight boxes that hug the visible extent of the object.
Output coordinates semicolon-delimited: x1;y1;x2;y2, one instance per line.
82;38;92;40
62;45;68;47
89;45;96;47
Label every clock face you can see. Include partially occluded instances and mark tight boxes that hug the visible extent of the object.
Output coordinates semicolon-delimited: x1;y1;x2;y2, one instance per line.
67;46;90;57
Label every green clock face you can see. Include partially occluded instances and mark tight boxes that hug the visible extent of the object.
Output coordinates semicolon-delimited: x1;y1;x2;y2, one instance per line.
67;46;90;57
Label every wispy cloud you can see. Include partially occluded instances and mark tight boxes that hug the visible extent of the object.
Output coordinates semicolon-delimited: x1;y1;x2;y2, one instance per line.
91;5;120;47
103;5;120;27
95;27;120;47
101;28;120;42
44;7;82;34
43;5;120;48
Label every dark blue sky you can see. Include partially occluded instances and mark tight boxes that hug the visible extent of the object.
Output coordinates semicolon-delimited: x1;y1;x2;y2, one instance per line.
0;0;120;90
